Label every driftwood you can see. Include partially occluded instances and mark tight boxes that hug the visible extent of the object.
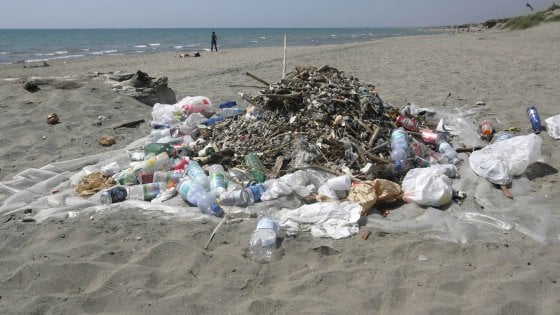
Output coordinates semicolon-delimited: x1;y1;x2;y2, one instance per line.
112;119;145;129
245;72;270;86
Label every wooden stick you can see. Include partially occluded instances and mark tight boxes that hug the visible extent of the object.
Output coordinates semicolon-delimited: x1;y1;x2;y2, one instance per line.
112;119;145;129
282;33;287;79
245;72;270;86
500;185;513;199
270;155;284;178
204;216;227;250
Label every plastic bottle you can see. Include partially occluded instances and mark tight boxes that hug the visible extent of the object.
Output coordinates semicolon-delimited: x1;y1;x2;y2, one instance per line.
134;152;171;182
494;131;513;142
219;100;237;108
248;216;281;263
208;164;227;195
526;106;542;134
186;183;224;217
152;170;185;185
198;143;217;157
219;189;251;207
436;140;461;165
244;153;267;183
390;127;409;171
478;120;494;140
176;112;206;136
100;186;128;205
144;143;175;157
126;182;168;201
395;115;419;132
114;168;137;185
202;115;225;126
245;183;266;203
147;127;178;143
186;160;209;189
178;179;194;202
222;107;244;118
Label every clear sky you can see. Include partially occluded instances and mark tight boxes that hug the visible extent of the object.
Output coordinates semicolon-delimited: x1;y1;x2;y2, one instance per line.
0;0;555;28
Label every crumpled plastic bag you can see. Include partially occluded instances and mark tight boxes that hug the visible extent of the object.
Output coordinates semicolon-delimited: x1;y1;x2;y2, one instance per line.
278;201;362;239
469;133;542;185
347;179;403;215
151;102;183;125
545;114;560;139
75;171;116;196
402;167;452;207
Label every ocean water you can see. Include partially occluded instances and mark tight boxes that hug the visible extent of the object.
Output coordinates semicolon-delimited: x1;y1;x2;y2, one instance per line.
0;28;439;64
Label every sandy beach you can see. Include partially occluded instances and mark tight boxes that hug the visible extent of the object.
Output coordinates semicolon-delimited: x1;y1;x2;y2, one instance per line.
1;22;560;314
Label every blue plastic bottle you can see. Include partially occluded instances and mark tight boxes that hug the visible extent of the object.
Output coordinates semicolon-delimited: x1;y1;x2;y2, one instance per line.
526;106;542;134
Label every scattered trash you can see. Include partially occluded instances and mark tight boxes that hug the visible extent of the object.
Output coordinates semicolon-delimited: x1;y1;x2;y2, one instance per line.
402;167;453;207
469;133;542;187
75;171;116;196
526;106;542;134
545;114;560;139
98;135;116;146
47;112;59;125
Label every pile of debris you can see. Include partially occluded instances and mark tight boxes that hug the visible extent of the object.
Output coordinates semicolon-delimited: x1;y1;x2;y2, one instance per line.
204;65;413;180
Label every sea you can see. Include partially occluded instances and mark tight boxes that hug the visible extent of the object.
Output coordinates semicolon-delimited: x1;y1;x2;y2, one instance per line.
0;28;441;64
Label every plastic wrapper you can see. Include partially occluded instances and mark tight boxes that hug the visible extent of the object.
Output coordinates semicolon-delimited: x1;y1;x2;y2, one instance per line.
469;133;542;185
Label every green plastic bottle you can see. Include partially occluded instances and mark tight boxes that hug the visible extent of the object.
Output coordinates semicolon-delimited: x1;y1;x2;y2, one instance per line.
244;153;266;183
144;143;174;157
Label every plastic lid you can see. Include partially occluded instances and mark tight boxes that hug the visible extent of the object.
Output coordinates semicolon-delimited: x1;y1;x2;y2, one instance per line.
210;203;224;217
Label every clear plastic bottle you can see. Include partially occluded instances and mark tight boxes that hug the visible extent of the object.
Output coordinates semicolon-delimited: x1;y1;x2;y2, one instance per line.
390;127;409;171
245;183;266;203
208;164;227;196
186;183;223;217
436;140;461;165
248;216;281;264
222;107;244;118
178;112;206;135
127;182;167;201
219;189;251;207
177;179;193;202
186;160;209;189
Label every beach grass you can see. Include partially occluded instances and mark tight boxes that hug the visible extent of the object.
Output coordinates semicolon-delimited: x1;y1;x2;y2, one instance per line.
502;4;560;29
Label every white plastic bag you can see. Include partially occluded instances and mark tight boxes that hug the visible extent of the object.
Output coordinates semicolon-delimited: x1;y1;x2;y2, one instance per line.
402;167;452;207
151;103;183;125
545;114;560;139
469;133;542;185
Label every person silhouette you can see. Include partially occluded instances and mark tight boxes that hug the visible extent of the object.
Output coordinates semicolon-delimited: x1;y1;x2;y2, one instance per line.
211;31;218;52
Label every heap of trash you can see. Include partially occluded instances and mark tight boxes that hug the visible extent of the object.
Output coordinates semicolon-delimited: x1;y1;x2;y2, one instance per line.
2;65;559;259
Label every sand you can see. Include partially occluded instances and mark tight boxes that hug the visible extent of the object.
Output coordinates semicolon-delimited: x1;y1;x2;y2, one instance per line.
1;22;560;314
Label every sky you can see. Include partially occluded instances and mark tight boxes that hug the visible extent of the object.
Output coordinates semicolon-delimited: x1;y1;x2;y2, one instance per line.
0;0;555;28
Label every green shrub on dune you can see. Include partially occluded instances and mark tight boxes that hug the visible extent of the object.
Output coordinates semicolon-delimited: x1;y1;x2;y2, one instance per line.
502;4;560;29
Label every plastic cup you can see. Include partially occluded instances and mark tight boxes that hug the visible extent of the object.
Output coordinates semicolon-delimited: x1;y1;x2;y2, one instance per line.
327;175;351;191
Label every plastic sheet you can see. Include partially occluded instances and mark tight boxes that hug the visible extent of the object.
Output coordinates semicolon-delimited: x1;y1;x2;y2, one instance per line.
1;133;558;243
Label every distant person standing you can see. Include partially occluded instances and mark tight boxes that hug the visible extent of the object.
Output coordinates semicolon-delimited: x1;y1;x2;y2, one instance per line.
211;31;218;52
